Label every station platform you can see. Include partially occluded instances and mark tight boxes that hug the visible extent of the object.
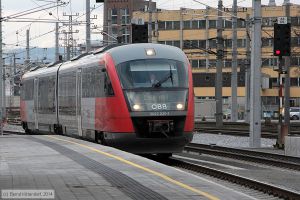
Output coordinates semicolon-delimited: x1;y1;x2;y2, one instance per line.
0;134;258;200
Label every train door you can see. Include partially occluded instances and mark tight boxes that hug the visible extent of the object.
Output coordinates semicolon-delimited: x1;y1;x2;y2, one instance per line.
33;78;39;130
76;68;82;137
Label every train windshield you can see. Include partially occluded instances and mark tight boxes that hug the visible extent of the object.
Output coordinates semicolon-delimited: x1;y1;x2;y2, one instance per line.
116;59;188;89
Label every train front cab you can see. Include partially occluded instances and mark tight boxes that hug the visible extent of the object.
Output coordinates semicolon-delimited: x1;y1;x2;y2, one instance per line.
100;46;194;154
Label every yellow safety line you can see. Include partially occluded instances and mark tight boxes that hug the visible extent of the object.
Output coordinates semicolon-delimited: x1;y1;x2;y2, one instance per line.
45;135;220;200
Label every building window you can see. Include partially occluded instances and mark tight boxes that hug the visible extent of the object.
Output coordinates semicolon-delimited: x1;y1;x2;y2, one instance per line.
166;41;173;46
191;40;198;48
224;20;232;28
192;20;198;29
262;96;278;106
111;9;118;25
291;17;300;26
224;59;232;68
262;17;275;27
158;21;165;30
199;20;206;29
199;40;206;48
192;60;198;68
209;59;216;67
292;37;300;47
224;39;232;48
111;8;117;16
262;38;273;47
164;40;180;48
122;27;130;43
173;40;180;48
290;99;296;107
183;40;191;49
237;19;245;28
184;20;191;29
262;58;277;67
209;20;216;28
112;27;118;35
291;78;299;87
269;78;278;88
237;59;244;66
166;21;172;29
237;39;246;48
209;40;217;48
173;21;180;29
121;8;130;25
199;60;206;67
291;57;300;66
191;60;206;68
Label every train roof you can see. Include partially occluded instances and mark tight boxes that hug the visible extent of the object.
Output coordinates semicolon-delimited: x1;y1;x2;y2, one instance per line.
105;43;188;65
22;43;188;80
22;63;61;80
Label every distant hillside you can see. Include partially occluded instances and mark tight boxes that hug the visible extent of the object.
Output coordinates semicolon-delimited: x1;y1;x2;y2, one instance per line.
5;40;103;64
5;47;62;64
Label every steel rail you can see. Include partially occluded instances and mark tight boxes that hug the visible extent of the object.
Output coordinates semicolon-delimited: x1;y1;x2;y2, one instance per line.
184;143;300;171
167;157;300;200
194;127;278;138
194;121;300;137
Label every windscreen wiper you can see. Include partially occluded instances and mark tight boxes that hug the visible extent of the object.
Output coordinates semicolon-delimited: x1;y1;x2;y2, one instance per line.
153;65;173;88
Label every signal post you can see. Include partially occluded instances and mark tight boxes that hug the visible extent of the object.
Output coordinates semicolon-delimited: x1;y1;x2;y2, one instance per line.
273;17;291;148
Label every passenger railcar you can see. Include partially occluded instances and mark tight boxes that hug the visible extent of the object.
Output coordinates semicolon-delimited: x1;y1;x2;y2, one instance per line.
20;43;194;155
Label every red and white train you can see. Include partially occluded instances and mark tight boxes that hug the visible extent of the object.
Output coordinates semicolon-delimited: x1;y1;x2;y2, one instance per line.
20;43;194;156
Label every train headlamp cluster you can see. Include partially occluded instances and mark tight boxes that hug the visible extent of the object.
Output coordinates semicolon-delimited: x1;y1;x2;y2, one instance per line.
145;48;156;56
176;103;184;110
133;104;141;110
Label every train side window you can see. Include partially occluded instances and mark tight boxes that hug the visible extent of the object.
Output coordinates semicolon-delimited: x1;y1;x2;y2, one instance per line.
20;83;25;100
38;76;56;114
21;79;34;100
104;72;114;96
58;72;76;115
82;65;104;98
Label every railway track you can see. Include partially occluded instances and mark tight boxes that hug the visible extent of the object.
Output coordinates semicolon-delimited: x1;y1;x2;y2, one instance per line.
194;127;278;138
149;143;300;199
164;157;300;200
195;121;300;138
184;143;300;171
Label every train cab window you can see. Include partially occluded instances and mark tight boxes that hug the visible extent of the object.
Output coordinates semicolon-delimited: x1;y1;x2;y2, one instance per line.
116;59;188;89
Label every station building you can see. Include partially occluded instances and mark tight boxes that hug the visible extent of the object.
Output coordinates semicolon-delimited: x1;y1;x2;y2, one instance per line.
132;3;300;117
97;0;156;45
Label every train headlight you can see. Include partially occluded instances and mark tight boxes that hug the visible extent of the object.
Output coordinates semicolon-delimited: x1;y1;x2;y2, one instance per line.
176;103;184;110
133;104;141;110
145;48;156;56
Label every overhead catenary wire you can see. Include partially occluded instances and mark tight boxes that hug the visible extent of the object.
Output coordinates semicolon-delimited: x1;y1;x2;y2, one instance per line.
3;1;68;20
30;0;60;20
4;0;102;53
2;0;68;43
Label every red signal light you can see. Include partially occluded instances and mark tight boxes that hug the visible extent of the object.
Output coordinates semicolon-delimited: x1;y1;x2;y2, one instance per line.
275;50;281;55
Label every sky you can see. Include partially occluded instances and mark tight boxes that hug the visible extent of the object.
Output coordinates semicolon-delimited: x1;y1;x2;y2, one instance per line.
1;0;299;60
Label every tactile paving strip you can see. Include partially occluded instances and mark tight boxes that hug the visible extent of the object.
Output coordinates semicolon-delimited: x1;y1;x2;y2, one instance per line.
30;137;168;200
